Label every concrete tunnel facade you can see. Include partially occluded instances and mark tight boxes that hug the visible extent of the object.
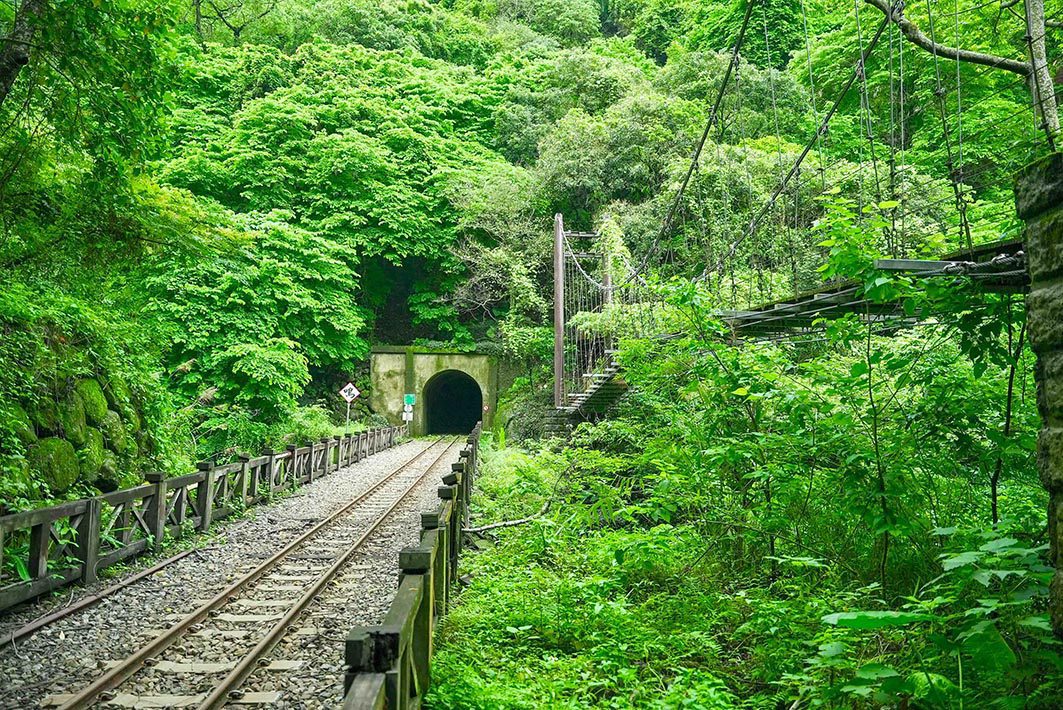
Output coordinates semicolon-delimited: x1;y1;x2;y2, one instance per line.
369;346;497;436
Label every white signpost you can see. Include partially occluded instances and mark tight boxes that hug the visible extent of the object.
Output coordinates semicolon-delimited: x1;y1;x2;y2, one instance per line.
402;402;414;423
339;382;360;433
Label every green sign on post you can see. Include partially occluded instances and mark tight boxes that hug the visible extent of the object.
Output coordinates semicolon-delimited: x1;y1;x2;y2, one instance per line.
404;393;416;406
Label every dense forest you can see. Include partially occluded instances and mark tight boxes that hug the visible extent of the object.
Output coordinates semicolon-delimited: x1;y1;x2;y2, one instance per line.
2;0;1062;706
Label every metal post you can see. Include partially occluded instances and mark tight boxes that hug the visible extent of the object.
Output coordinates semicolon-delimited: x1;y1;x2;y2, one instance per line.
602;246;613;306
346;400;351;435
554;213;565;409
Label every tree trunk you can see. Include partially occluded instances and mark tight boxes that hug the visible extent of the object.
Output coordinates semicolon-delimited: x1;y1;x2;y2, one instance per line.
1024;0;1061;137
0;0;48;109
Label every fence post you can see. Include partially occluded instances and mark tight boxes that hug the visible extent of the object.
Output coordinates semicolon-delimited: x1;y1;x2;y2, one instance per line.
399;547;433;694
196;462;215;532
144;472;168;550
237;455;252;504
28;521;48;580
320;437;332;479
76;498;101;584
438;483;458;575
345;629;373;694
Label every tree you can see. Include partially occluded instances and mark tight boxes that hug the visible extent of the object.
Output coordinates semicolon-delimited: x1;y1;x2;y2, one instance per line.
863;0;1059;135
0;0;46;107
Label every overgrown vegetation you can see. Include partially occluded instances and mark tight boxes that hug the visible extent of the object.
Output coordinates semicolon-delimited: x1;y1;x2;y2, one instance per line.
2;0;1061;703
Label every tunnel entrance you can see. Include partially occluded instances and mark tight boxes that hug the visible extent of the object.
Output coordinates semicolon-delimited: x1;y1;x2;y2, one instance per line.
424;370;483;435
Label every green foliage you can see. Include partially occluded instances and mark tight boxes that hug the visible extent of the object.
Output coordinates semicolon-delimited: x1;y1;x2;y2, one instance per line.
28;438;79;493
1;3;1059;704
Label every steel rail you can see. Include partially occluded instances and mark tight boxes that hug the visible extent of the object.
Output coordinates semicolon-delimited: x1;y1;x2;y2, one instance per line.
57;437;446;710
0;548;199;650
201;438;461;709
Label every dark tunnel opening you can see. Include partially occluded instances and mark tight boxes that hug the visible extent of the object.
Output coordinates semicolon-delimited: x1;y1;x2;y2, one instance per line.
424;370;482;435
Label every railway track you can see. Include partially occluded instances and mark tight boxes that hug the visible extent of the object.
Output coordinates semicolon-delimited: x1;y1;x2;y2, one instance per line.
38;436;458;709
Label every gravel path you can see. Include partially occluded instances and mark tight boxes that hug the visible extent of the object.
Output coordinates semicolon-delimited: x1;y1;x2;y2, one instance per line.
0;438;448;709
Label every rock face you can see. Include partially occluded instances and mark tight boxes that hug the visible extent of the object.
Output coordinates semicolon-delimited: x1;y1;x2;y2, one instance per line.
7;373;152;495
1016;152;1063;638
76;378;109;424
28;438;79;493
9;403;36;446
78;427;105;482
100;410;128;454
59;391;88;446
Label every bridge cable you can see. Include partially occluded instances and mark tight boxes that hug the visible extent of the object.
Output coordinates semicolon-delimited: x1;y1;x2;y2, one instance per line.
592;0;759;290
705;6;894;280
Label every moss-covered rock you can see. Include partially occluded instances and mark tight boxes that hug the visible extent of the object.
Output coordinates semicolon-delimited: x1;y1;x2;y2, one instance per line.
100;409;127;452
7;403;37;446
30;397;60;434
124;408;142;435
103;375;132;409
78;427;105;481
97;450;122;492
59;392;88;446
28;437;79;493
100;449;118;477
75;379;108;424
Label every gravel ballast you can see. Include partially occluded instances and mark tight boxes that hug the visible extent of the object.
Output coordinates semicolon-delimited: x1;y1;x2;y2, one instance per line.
0;437;457;709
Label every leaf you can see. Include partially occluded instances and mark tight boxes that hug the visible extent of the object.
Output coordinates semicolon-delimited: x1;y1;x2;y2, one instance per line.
855;663;901;680
1018;615;1052;632
941;551;982;570
818;641;846;658
822;611;935;629
877;200;900;209
979;537;1019;552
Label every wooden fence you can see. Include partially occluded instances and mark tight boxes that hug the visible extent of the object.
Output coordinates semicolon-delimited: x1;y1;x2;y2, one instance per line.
343;422;481;709
0;426;407;612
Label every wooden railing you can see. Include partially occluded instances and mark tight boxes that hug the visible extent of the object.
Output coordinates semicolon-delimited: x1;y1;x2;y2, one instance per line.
343;422;481;709
0;426;407;611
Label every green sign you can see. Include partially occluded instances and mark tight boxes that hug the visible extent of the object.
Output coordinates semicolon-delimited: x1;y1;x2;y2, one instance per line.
404;393;416;406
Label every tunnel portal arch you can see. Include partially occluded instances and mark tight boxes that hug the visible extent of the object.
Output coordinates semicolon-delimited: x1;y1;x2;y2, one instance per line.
369;347;497;435
423;369;483;434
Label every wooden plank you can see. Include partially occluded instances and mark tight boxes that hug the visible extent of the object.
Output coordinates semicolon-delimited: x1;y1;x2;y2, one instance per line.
96;538;148;569
216;613;284;623
342;673;386;710
0;567;80;609
0;499;88;533
231;692;285;705
100;485;155;507
28;522;49;579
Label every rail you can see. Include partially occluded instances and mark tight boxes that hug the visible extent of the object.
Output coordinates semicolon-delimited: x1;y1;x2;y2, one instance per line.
0;425;407;612
343;422;481;709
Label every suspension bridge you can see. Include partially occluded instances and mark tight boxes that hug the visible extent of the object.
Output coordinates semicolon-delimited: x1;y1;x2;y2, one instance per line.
549;0;1057;429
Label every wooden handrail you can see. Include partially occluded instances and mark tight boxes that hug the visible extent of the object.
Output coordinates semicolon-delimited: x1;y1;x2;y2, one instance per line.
0;425;409;612
343;421;482;708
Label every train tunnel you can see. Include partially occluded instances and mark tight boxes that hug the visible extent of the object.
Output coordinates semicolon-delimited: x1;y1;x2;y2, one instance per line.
423;369;483;435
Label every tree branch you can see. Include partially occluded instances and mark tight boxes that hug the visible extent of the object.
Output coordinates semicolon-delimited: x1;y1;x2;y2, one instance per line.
464;499;551;534
863;0;1031;77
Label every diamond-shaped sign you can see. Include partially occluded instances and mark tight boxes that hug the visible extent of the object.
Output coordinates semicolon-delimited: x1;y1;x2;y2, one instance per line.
339;382;360;403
